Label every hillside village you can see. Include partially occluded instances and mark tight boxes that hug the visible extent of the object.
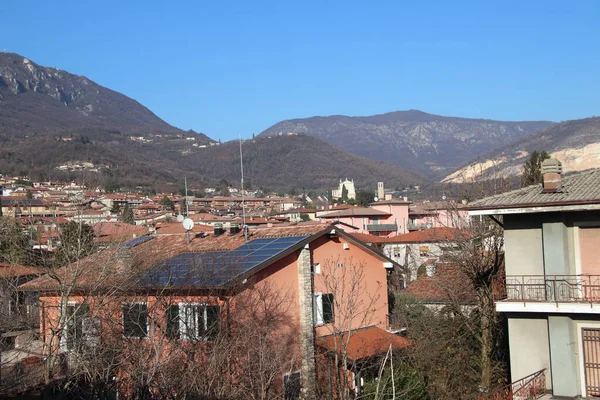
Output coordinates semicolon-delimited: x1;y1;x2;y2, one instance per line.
5;155;599;399
1;13;599;397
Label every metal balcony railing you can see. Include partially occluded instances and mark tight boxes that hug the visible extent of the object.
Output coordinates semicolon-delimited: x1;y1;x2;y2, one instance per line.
366;224;397;232
504;275;600;305
407;223;432;231
477;368;546;400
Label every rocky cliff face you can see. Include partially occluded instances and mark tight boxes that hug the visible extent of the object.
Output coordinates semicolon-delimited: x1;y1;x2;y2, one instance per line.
259;110;553;178
443;117;600;183
0;52;210;138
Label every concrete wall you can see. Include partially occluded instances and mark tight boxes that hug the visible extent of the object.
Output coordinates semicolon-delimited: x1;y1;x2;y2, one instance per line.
542;220;572;275
548;316;581;397
507;316;552;389
504;215;544;276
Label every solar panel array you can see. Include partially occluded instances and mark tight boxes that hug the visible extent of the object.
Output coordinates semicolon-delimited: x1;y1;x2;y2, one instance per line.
123;235;154;248
140;235;309;287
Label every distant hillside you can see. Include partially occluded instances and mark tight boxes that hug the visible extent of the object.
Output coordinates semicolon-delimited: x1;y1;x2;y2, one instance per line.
186;134;425;191
259;110;553;178
0;52;211;140
0;131;425;191
443;117;600;183
0;53;425;190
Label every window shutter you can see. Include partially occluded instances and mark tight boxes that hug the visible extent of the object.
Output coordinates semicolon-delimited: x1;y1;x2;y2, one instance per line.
83;316;100;348
123;303;148;338
313;293;323;326
206;305;220;339
166;305;179;339
322;294;334;324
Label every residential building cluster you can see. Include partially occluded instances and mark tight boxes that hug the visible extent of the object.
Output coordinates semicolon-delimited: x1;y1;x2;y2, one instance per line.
3;159;597;398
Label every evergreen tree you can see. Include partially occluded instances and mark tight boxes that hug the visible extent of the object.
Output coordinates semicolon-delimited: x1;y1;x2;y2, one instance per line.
110;202;121;214
122;203;134;224
355;189;375;207
0;217;31;264
521;151;550;187
341;184;349;203
159;196;175;211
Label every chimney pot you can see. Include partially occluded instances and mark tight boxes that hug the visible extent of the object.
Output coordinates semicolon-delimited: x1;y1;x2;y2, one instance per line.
541;158;562;193
425;264;436;277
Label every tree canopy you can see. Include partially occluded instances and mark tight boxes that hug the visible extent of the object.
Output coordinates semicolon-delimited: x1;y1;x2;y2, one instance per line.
521;150;550;187
159;196;175;211
54;221;95;267
122;203;134;224
355;189;375;207
341;184;348;203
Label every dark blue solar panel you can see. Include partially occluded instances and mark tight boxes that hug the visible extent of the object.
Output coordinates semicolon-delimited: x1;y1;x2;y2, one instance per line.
139;235;309;287
123;235;154;248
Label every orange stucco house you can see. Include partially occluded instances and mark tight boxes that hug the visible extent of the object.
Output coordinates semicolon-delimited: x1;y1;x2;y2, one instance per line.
20;221;408;398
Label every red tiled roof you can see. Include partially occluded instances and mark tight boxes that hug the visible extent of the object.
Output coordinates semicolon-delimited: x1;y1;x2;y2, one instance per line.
348;232;388;244
370;199;411;206
93;222;150;242
404;264;476;304
320;207;392;218
0;263;44;278
386;228;468;243
154;222;213;235
20;223;334;291
316;327;410;361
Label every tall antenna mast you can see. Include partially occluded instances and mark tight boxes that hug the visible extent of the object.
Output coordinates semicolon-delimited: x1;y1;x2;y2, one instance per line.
239;136;247;237
184;176;189;217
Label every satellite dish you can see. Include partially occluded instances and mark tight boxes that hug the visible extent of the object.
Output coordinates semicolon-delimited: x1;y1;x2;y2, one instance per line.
182;218;194;231
176;214;184;222
373;197;379;202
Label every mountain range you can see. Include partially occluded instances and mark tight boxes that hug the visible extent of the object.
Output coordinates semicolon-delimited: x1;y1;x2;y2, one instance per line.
0;52;211;140
443;117;600;183
259;111;553;178
1;52;598;193
0;53;422;191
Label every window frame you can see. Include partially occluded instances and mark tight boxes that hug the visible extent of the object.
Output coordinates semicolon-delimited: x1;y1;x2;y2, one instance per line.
313;292;334;326
178;302;220;341
283;370;301;400
122;302;149;339
312;263;321;275
61;301;91;352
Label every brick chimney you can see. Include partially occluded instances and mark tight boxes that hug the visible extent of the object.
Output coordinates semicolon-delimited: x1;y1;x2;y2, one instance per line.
541;158;563;193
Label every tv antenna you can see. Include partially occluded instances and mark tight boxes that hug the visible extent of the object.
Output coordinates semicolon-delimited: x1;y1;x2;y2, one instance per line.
239;136;248;240
184;176;189;217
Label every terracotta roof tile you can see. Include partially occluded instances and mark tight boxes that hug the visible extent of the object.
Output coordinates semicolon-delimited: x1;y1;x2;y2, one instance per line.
316;327;410;361
93;222;150;239
348;232;388;244
404;264;476;304
470;169;600;210
320;207;392;218
385;228;468;243
20;223;333;291
0;263;44;278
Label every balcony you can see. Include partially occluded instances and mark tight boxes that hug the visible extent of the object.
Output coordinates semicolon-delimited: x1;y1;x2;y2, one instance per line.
407;222;432;231
497;274;600;314
366;224;397;232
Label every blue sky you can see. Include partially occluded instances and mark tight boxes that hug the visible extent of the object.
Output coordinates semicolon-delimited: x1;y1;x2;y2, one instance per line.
1;1;599;141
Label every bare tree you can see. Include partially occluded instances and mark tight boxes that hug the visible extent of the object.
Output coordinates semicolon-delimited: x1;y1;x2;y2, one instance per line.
314;257;386;400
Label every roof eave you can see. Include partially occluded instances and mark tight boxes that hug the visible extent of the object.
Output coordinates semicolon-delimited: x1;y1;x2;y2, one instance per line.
469;200;600;216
